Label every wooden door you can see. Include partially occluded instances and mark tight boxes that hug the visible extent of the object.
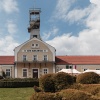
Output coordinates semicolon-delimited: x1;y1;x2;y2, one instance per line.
33;69;38;78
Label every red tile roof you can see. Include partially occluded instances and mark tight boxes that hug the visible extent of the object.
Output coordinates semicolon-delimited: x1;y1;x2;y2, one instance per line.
56;56;100;65
0;56;14;65
1;55;100;65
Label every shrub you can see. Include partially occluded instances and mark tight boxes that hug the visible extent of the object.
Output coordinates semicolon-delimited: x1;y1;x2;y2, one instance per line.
87;86;100;96
33;86;42;92
30;89;99;100
78;84;100;97
69;83;83;90
70;83;100;98
76;72;100;84
0;78;39;88
60;89;97;100
39;74;55;92
54;72;74;91
30;92;62;100
72;75;76;83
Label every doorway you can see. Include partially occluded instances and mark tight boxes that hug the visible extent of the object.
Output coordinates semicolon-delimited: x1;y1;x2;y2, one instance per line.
32;69;38;78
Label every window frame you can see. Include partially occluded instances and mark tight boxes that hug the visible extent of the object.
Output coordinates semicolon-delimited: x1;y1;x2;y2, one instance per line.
43;68;48;75
22;68;28;78
31;43;39;48
6;69;11;77
23;55;27;61
31;44;35;48
35;44;39;48
43;55;48;61
33;35;37;38
96;69;100;70
83;69;87;71
33;55;38;61
66;65;73;69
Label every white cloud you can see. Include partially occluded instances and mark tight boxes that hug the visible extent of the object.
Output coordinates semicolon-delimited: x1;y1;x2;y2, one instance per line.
6;20;17;35
47;0;100;55
90;0;100;5
0;0;19;14
53;0;94;24
86;6;100;30
42;27;59;40
47;28;100;55
53;0;76;21
0;36;19;55
66;6;92;23
0;0;19;55
0;19;19;55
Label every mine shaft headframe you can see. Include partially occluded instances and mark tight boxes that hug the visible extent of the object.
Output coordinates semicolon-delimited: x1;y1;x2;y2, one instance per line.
28;8;41;33
29;8;41;21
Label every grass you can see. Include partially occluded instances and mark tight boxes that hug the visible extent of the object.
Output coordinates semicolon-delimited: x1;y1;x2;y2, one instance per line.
0;88;34;100
0;84;100;100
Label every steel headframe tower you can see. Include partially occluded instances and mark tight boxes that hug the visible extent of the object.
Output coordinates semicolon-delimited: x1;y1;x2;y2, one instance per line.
28;7;41;40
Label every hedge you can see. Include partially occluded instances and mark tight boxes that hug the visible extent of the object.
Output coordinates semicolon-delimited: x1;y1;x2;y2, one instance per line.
76;72;100;84
0;78;39;88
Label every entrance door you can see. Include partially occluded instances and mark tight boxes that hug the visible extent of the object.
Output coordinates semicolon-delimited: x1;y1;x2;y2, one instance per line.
33;69;38;78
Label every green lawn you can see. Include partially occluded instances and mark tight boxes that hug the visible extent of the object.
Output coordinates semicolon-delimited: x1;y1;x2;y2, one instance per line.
0;88;34;100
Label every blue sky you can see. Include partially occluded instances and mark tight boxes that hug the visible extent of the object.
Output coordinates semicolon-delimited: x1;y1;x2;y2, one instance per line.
0;0;100;55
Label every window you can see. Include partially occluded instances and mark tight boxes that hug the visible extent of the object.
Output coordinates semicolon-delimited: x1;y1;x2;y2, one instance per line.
83;69;87;71
66;65;72;69
43;55;48;61
22;69;27;77
35;44;39;48
66;65;69;69
27;50;31;52
43;68;48;74
36;44;39;48
23;55;27;61
32;44;34;46
33;35;37;38
33;55;37;61
6;69;10;77
43;50;48;52
69;66;72;69
31;44;39;48
32;44;35;48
